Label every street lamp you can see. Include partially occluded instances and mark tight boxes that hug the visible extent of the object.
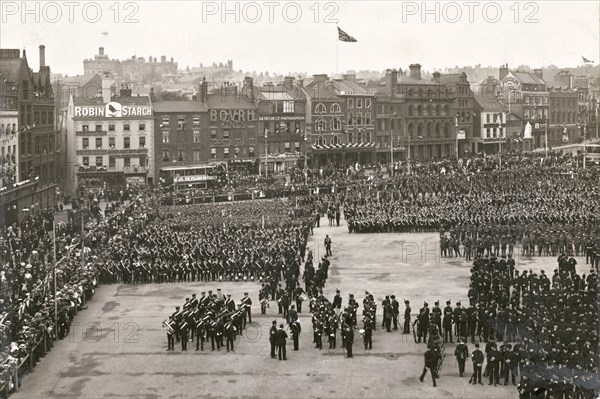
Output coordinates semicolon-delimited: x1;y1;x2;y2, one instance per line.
455;112;460;159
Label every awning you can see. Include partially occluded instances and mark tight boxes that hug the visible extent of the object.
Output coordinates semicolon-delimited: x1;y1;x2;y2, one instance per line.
311;142;376;151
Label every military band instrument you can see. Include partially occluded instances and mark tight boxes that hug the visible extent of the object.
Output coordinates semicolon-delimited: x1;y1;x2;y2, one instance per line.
162;320;174;335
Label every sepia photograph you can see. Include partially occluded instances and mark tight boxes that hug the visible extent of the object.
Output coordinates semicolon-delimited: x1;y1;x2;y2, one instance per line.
0;1;599;398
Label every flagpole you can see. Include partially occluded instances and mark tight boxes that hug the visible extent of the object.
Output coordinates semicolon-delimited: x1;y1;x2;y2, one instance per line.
336;25;339;75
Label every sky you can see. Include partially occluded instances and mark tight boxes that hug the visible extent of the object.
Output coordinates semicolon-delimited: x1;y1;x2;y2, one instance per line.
1;0;599;76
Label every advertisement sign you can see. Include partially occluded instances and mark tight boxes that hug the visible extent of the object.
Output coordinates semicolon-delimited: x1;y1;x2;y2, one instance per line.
74;102;153;117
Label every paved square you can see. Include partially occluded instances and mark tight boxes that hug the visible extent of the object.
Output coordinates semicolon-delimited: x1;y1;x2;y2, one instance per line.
14;217;575;399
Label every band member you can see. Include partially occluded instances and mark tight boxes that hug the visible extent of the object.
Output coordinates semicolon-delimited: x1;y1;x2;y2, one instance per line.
432;301;442;336
224;320;236;352
294;287;305;313
179;320;189;351
241;292;252;323
259;285;270;315
164;316;175;351
443;300;453;343
363;314;373;350
470;342;484;385
455;338;469;377
344;317;354;358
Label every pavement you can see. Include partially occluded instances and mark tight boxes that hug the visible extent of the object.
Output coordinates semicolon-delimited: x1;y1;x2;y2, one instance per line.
14;215;586;399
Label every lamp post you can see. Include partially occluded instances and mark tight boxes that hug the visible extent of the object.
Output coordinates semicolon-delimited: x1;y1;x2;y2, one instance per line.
455;112;460;159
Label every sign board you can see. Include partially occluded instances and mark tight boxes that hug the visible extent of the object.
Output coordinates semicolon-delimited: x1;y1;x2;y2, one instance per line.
74;102;153;117
258;116;305;121
210;109;256;128
457;129;466;140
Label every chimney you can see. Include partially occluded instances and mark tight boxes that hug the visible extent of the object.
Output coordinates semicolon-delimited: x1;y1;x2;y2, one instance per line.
149;55;152;63
171;57;174;63
499;63;509;81
298;78;304;89
244;77;254;101
313;74;328;83
432;71;441;83
161;56;166;63
149;87;155;103
199;78;208;103
39;45;45;68
409;64;422;80
99;47;104;56
22;49;27;59
534;69;543;79
284;76;295;89
102;79;113;103
386;69;398;96
342;74;356;82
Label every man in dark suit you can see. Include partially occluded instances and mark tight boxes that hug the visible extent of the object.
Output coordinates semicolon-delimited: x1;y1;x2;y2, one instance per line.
419;347;438;386
276;324;288;360
344;318;354;358
269;320;277;359
332;289;342;309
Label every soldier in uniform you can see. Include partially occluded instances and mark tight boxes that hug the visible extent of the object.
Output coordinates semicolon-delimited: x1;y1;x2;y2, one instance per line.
419;347;438;387
470;342;484;385
403;300;411;334
241;292;252;324
165;316;175;351
224;319;236;352
391;295;400;330
276;324;288;360
443;300;453;343
290;320;301;351
344;317;354;358
179;319;189;351
454;338;469;377
432;301;442;337
363;313;373;350
269;320;277;358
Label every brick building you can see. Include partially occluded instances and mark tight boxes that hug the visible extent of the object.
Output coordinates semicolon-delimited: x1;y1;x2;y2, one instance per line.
548;88;579;145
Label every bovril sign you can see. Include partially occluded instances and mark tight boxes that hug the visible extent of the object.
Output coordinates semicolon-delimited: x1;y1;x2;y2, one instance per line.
210;109;256;128
74;102;153;117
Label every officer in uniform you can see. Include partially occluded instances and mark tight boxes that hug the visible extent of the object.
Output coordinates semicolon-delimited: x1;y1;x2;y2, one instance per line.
241;292;252;324
454;338;469;377
276;324;288;360
179;319;189;351
344;317;354;358
269;320;277;358
470;342;484;385
432;301;442;336
224;319;236;352
403;300;411;334
290;320;301;351
363;313;373;350
443;300;453;343
419;347;438;387
391;295;400;330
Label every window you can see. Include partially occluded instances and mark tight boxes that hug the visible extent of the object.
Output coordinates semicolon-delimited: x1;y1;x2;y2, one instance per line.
331;103;341;113
162;150;170;161
161;116;170;127
193;150;201;161
82;125;89;132
366;113;372;125
315;103;326;113
417;124;423;137
295;142;300;151
124;124;130;131
332;136;340;146
82;157;89;166
109;137;115;148
95;138;102;149
248;146;255;157
139;124;145;131
162;131;170;144
108;124;115;132
193;116;201;125
315;117;326;131
408;105;414;116
284;142;291;153
223;148;230;158
426;123;432;137
348;98;354;108
178;151;184;161
223;130;230;139
408;123;414;138
210;129;217;138
417;105;423;116
95;156;103;167
95;125;102;132
486;114;491;123
283;101;294;113
109;157;115;168
124;137;130;149
435;124;441;137
380;120;386;130
82;138;89;149
357;99;363;108
211;148;217;159
444;123;450;137
365;99;372;109
332;117;342;131
193;130;200;143
124;157;130;167
177;117;185;130
139;136;146;148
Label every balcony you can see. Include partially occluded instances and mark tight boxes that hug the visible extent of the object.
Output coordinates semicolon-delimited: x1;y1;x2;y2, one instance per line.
76;130;107;136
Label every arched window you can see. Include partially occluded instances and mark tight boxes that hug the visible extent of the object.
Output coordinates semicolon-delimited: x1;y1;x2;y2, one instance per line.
426;105;432;116
408;105;414;116
317;136;325;146
315;117;326;131
435;123;441;137
332;135;340;145
348;132;354;144
435;105;441;116
444;123;450;137
461;112;465;122
356;113;363;126
408;123;414;138
417;105;423;116
364;131;371;143
331;117;342;131
426;123;432;137
347;112;354;126
365;113;372;125
417;124;423;137
315;103;326;114
331;103;341;113
443;105;449;116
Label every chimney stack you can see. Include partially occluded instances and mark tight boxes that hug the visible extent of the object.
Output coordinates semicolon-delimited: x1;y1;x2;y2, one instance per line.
409;64;422;80
499;63;509;81
284;76;295;89
534;69;543;79
342;74;356;82
244;77;254;101
39;45;45;68
199;78;208;103
432;71;441;83
149;87;155;103
313;74;328;83
102;79;113;103
171;57;174;63
99;47;104;56
161;56;166;63
387;69;398;96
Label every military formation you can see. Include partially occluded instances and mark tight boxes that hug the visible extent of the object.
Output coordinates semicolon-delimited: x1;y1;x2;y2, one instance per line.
163;290;253;352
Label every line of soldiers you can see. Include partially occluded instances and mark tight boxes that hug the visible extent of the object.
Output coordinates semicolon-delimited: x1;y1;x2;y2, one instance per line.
163;290;252;352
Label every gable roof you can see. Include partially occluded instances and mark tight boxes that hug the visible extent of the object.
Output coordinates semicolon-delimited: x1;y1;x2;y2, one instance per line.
473;92;504;112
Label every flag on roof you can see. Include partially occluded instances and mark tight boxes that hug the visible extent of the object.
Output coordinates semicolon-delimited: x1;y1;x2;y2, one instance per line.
338;27;357;42
582;56;594;64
